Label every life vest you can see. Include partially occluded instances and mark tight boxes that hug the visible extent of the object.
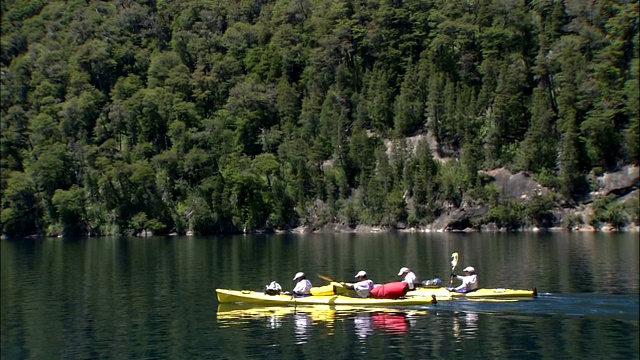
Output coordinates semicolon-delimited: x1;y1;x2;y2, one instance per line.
370;281;408;299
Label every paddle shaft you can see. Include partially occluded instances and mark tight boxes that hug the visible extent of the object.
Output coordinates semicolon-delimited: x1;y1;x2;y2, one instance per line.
318;274;337;283
318;274;348;288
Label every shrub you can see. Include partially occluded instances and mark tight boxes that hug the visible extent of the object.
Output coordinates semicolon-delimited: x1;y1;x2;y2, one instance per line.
590;194;630;230
524;192;557;227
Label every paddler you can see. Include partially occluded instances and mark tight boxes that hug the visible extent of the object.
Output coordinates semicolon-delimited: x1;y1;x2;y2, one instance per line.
397;267;418;290
449;266;478;293
344;270;375;298
288;272;313;296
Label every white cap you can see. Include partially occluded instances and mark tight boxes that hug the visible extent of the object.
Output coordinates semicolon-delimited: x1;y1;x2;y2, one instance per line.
463;266;475;273
293;272;305;280
398;267;409;276
355;270;367;278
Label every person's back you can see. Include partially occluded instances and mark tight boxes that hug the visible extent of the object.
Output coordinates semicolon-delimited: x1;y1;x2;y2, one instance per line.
292;272;313;295
349;270;374;298
397;267;417;290
458;273;478;292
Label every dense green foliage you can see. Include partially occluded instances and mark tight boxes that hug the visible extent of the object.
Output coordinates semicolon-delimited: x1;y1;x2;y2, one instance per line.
1;0;638;236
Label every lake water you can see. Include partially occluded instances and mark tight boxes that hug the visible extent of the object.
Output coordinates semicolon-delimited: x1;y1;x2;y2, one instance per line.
1;232;638;359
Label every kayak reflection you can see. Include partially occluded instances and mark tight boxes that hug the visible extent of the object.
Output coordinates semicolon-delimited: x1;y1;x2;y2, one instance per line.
217;304;336;326
452;311;479;339
294;313;312;344
266;312;283;329
217;304;429;341
354;311;421;338
354;314;373;339
372;312;409;333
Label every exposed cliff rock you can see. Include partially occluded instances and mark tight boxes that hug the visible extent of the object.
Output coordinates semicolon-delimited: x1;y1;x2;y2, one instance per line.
291;165;638;233
593;165;639;197
423;165;638;232
480;168;550;200
427;204;489;232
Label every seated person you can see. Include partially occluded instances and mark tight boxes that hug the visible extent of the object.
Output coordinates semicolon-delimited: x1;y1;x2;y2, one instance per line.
448;266;478;293
397;267;417;290
290;272;312;296
344;270;374;298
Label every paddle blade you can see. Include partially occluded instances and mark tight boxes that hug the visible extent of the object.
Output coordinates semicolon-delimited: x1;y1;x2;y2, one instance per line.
450;252;459;285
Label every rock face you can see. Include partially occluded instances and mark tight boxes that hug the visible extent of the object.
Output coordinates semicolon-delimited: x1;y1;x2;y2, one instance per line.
428;205;488;232
292;166;638;233
594;165;639;197
383;131;454;163
480;168;549;200
426;165;639;232
427;168;549;232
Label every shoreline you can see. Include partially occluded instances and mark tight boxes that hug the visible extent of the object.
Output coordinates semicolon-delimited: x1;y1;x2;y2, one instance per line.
283;222;640;235
4;222;638;240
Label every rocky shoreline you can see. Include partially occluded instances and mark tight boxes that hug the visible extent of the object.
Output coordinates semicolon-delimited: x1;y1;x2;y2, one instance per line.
285;164;639;235
9;165;636;239
286;222;639;234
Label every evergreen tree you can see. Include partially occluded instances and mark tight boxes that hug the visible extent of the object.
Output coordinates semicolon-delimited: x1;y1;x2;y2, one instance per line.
393;60;424;137
1;0;638;235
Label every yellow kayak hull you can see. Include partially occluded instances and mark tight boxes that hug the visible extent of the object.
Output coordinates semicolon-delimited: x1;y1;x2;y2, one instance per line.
329;282;536;299
409;287;537;299
216;288;446;305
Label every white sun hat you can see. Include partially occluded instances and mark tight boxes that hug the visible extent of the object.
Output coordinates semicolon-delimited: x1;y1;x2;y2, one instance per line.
355;270;367;278
463;266;475;273
293;272;305;280
397;267;409;276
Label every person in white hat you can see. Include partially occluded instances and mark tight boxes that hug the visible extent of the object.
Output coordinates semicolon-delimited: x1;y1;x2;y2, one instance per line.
291;272;313;296
344;270;375;298
449;266;478;293
397;267;417;290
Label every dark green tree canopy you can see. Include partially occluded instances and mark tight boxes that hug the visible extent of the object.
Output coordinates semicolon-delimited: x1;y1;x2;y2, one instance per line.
1;0;638;237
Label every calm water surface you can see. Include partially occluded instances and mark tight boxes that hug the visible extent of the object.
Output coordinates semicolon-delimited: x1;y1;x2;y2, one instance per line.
1;232;638;359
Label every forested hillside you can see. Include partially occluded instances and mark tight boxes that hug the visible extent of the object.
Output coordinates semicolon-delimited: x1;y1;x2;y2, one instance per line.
1;0;638;237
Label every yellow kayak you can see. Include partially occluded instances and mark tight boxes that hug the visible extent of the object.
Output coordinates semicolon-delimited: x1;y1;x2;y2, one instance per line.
409;286;537;299
329;282;537;299
216;288;446;305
